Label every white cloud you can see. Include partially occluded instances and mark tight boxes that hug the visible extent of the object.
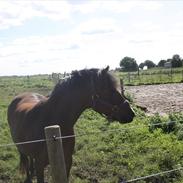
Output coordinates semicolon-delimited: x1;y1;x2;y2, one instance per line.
73;1;162;14
138;1;163;11
31;1;71;20
0;0;71;30
0;1;35;29
75;18;119;35
0;0;163;30
0;33;83;75
0;26;183;76
1;11;183;75
1;0;183;76
99;1;139;13
73;1;99;14
0;34;79;57
0;29;122;75
132;21;161;32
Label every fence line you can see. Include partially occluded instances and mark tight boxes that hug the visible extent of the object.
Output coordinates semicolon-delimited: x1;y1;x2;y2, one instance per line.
0;120;183;182
122;69;183;85
0;120;182;148
125;166;183;183
0;138;46;148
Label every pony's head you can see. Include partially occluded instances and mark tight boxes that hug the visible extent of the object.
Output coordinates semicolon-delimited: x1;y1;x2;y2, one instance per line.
90;66;135;123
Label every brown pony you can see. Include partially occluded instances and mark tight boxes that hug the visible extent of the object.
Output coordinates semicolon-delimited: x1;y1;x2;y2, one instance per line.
7;67;135;183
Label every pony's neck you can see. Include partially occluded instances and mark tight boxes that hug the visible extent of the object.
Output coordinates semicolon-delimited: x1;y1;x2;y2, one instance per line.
44;85;91;130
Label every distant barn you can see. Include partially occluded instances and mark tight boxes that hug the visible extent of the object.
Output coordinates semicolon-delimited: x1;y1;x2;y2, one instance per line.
164;61;172;68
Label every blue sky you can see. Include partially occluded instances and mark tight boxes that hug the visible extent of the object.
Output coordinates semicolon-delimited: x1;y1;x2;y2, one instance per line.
0;0;183;76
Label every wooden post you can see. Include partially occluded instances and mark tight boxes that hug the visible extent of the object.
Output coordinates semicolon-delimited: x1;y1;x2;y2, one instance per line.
128;72;130;83
44;125;68;183
120;79;124;95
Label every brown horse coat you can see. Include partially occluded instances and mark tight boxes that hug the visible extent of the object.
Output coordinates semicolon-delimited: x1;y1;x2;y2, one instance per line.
8;67;135;183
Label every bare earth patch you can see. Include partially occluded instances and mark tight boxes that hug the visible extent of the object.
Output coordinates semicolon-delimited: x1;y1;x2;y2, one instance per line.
126;83;183;115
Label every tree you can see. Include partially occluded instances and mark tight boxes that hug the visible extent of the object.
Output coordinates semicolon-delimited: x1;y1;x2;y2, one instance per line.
139;62;145;69
158;60;166;67
119;56;138;71
144;60;156;69
171;54;183;68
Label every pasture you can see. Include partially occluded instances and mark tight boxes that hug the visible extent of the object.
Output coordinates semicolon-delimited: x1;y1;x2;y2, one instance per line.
117;67;183;85
0;73;183;183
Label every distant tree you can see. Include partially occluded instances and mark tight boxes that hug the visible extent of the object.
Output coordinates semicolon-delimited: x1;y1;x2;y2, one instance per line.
144;60;156;69
119;56;138;71
171;54;183;68
139;62;145;69
158;60;166;67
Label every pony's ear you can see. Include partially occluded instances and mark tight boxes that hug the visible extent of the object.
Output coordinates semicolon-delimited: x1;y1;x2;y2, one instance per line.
102;66;109;73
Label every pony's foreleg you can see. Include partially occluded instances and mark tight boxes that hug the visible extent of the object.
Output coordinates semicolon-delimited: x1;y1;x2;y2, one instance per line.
35;157;45;183
63;135;75;178
19;152;33;183
29;157;35;178
24;167;33;183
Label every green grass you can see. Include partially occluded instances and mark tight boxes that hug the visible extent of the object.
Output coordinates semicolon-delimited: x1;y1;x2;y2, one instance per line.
0;75;54;183
0;74;183;182
71;111;183;183
116;67;183;85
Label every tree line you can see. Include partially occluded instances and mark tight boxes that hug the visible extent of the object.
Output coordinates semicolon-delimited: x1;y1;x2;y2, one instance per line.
119;54;183;72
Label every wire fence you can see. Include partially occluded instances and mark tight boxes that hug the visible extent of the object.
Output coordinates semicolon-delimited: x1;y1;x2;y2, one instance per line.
125;166;183;183
121;69;183;85
0;120;183;182
0;120;182;148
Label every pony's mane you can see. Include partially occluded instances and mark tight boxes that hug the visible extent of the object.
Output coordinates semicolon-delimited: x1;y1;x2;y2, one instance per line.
50;68;119;98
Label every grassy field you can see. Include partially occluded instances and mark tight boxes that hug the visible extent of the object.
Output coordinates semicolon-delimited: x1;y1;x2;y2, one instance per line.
116;67;183;85
0;74;183;183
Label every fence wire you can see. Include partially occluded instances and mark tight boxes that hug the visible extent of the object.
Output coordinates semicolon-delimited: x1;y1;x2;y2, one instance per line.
125;166;183;183
0;120;183;182
0;120;182;148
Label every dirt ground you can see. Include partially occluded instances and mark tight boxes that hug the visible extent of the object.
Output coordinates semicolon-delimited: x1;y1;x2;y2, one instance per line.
126;83;183;115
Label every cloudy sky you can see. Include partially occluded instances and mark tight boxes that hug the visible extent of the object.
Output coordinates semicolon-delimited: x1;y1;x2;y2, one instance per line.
0;0;183;76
